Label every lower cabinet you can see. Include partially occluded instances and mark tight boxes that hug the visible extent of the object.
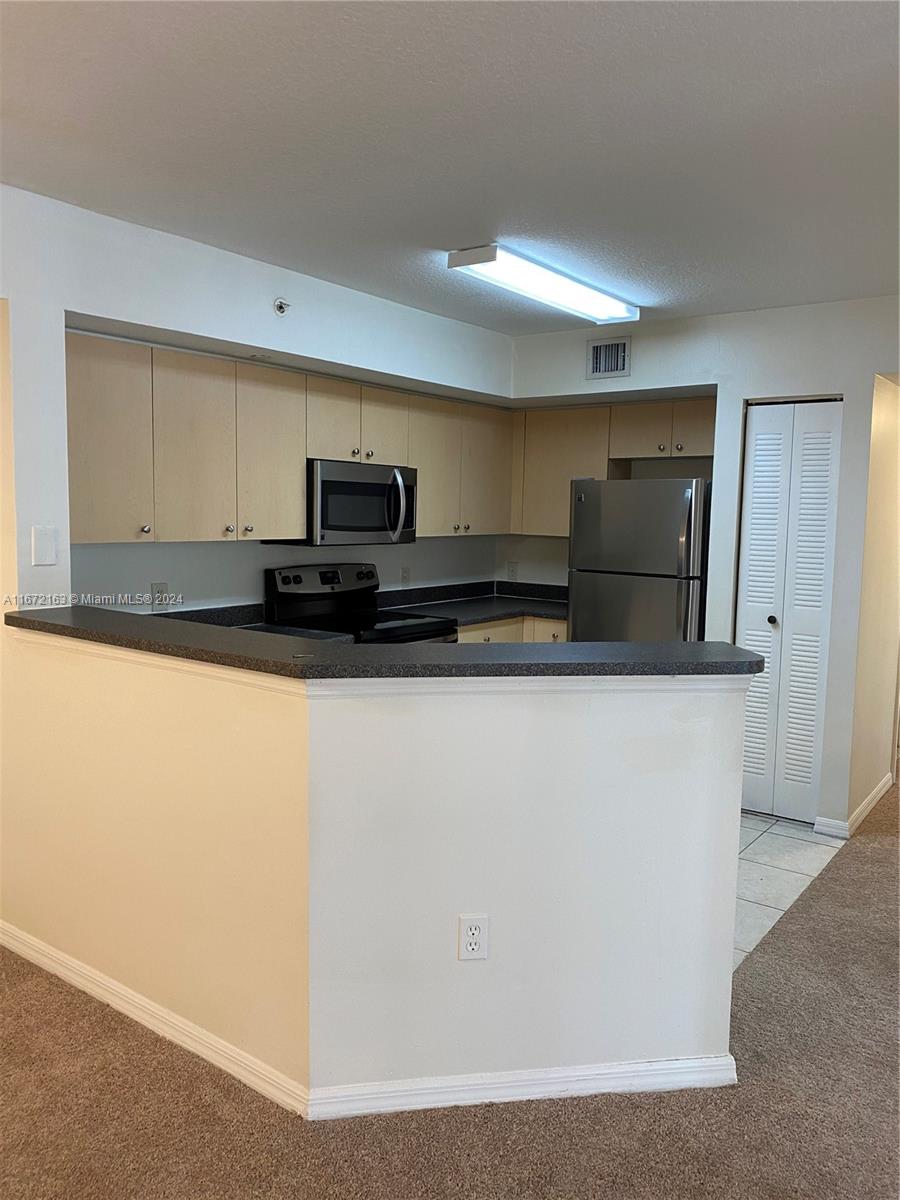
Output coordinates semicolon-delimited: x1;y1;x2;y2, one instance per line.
458;618;525;644
457;615;568;644
524;617;568;643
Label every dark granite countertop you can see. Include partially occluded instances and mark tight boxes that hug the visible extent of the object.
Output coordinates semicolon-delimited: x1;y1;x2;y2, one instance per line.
5;607;763;680
395;596;569;627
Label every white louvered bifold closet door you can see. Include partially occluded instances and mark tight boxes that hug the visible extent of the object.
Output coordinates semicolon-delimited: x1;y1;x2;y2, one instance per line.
736;401;842;820
772;402;842;821
736;405;794;814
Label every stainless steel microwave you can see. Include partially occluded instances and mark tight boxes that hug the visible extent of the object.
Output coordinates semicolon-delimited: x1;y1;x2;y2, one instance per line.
308;459;417;546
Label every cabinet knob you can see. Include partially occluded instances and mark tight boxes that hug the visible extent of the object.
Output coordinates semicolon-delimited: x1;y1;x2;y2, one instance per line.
140;525;152;534
551;632;559;641
767;614;778;626
453;523;460;532
351;447;360;457
225;524;235;534
243;525;254;533
365;449;374;459
658;443;666;452
463;523;471;532
675;442;684;452
482;635;491;643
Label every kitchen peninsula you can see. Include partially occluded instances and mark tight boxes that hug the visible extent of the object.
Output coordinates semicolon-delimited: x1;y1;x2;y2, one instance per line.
3;607;761;1118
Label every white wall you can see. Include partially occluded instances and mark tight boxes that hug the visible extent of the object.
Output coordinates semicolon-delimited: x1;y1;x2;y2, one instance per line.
0;185;512;602
306;674;747;1092
71;536;499;611
514;296;899;823
848;375;900;816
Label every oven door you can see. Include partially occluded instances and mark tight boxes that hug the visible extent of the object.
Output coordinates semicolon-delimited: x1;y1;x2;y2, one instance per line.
310;460;417;546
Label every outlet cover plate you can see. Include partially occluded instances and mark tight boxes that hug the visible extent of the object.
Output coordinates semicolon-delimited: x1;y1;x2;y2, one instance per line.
457;913;489;961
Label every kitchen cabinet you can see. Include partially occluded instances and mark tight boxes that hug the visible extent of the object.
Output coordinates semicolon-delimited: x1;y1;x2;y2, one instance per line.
66;333;155;544
609;402;673;459
307;378;409;465
458;618;524;644
523;617;568;643
610;399;716;459
460;405;514;535
153;349;237;542
236;363;306;540
361;387;409;465
521;406;610;537
306;377;361;463
671;397;716;457
408;395;464;536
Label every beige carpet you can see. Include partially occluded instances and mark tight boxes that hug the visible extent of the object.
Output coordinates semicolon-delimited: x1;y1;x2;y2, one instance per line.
2;786;897;1200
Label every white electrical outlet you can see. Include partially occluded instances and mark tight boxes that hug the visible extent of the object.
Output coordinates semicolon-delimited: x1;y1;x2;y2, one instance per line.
457;913;489;961
400;566;411;586
507;561;519;582
151;582;169;612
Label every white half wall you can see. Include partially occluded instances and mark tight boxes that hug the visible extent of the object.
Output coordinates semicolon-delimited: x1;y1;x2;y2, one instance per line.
305;674;748;1093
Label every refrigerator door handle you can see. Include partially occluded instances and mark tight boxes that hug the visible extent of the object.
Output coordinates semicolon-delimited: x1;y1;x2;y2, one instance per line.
677;579;701;641
676;487;692;577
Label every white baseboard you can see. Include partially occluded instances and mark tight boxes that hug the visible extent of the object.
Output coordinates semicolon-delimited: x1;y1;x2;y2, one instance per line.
1;921;736;1122
305;1054;736;1120
814;771;893;840
0;921;310;1116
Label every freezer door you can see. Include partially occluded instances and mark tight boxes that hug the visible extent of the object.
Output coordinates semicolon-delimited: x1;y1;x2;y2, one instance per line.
568;570;703;642
569;478;706;577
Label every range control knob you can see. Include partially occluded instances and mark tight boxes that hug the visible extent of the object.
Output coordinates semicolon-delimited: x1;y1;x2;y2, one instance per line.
365;570;375;580
292;574;303;585
357;570;367;581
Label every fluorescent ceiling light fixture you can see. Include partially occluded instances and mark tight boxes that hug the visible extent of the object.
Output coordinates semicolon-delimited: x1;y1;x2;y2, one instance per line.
447;244;639;324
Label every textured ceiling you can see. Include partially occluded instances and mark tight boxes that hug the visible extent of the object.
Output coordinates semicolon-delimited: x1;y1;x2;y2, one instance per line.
1;1;897;335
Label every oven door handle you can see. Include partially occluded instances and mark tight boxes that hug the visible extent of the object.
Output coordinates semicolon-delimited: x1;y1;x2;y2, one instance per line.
389;467;407;544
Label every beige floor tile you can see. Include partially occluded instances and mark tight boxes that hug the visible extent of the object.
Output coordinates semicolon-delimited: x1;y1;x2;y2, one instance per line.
733;948;747;970
740;831;838;876
769;819;846;848
737;859;812;909
740;813;777;831
734;898;782;952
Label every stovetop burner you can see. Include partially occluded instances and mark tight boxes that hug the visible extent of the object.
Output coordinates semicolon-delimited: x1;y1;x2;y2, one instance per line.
262;563;458;645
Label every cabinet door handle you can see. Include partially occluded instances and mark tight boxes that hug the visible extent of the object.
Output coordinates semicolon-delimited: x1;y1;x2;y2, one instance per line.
482;635;491;642
453;523;460;532
551;632;559;641
463;523;471;532
657;442;667;452
365;449;374;459
225;524;235;534
243;525;254;533
675;442;684;452
767;614;778;626
351;447;360;457
140;525;152;534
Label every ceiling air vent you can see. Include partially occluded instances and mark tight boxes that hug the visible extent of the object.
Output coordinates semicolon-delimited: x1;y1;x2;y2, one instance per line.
587;337;631;380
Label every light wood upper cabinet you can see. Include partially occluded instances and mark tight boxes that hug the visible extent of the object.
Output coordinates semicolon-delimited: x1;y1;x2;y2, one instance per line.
153;349;237;542
609;402;673;459
672;397;716;457
460;405;514;535
66;333;155;544
361;387;409;465
236;364;306;540
306;377;362;462
522;406;610;537
408;395;463;536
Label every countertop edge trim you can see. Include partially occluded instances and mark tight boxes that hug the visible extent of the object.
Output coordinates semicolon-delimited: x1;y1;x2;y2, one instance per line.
305;675;754;697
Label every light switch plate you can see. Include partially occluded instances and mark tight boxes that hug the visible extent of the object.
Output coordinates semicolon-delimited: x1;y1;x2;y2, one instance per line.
31;525;58;566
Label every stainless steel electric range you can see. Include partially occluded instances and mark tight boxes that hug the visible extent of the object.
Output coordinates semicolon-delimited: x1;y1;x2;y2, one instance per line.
248;563;458;644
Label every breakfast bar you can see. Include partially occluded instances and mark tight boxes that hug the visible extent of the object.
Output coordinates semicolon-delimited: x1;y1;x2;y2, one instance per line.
2;608;761;1119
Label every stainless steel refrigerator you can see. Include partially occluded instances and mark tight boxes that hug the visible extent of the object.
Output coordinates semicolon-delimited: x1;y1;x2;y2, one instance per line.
568;478;709;642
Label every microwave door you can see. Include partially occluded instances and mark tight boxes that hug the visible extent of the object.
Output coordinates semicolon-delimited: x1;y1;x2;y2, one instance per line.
311;460;416;546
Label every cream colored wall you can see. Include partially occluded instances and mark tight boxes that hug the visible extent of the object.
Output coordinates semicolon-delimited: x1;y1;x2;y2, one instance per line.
848;374;900;815
0;300;18;807
0;632;310;1084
